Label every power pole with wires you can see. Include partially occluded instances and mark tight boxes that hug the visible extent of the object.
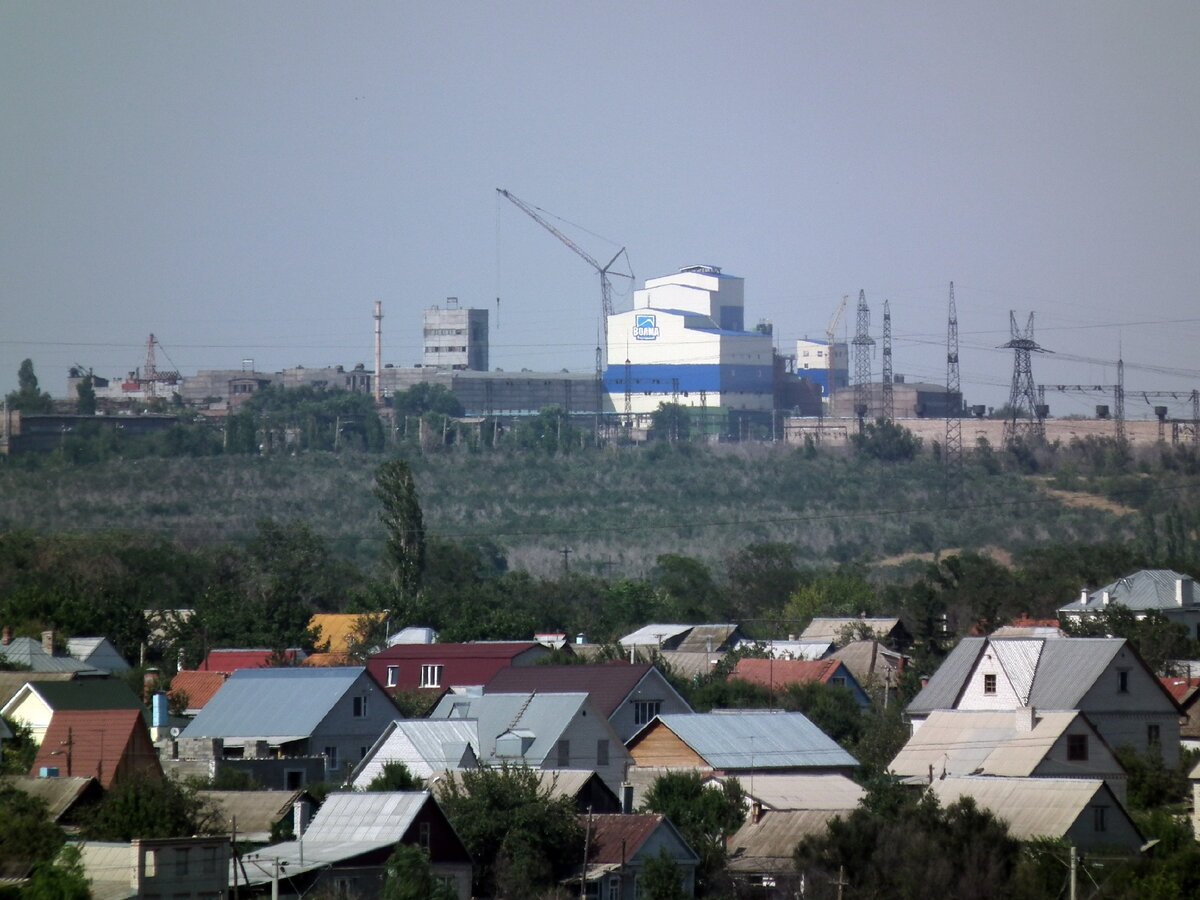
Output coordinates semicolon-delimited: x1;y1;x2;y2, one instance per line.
945;282;963;474
1001;311;1049;446
881;299;894;423
851;290;874;432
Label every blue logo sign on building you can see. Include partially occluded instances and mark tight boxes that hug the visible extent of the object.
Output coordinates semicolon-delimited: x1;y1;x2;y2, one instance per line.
633;314;660;341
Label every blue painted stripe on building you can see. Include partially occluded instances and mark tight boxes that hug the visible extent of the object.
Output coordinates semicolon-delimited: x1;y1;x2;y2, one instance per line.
603;364;773;395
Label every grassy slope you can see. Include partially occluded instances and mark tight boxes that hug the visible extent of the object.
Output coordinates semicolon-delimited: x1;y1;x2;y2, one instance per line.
0;444;1130;576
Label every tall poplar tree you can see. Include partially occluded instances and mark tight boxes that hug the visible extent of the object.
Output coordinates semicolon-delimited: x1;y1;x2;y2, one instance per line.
375;459;425;598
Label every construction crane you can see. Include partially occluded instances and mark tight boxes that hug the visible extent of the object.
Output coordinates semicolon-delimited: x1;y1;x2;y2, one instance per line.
496;188;632;361
826;295;849;346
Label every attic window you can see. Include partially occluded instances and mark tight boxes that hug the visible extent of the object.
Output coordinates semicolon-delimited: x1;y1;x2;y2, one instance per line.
983;674;997;695
1067;734;1088;761
1117;670;1129;694
353;696;368;718
1092;805;1107;832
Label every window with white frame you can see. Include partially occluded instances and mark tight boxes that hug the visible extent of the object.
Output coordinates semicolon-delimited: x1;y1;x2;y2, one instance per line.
420;664;443;688
386;665;398;687
324;746;339;770
633;700;662;726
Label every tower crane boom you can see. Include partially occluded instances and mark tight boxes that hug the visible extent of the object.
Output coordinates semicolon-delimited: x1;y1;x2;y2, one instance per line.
826;295;849;346
496;188;632;358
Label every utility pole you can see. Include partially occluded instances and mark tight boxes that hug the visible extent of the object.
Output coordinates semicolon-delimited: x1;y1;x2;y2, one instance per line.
1069;845;1077;900
373;301;383;406
560;546;573;573
833;864;849;900
851;290;874;433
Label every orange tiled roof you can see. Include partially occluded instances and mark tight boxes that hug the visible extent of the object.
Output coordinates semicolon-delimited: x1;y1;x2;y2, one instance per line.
169;670;230;711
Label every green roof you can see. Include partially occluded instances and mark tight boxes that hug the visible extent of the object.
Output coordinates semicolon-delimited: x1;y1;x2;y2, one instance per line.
31;679;144;712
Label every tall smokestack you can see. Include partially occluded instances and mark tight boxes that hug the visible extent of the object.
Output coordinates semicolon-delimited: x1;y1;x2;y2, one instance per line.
373;301;383;405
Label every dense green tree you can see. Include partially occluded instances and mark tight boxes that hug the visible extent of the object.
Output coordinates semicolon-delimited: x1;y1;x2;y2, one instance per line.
436;763;583;898
380;843;458;900
850;418;921;461
393;382;464;418
639;848;689;900
640;771;745;893
723;543;802;621
650;403;691;443
778;682;865;747
82;774;212;841
0;716;37;776
366;761;424;792
5;359;53;413
74;372;97;416
0;782;65;878
652;555;722;622
795;789;1026;899
376;459;425;599
21;845;90;900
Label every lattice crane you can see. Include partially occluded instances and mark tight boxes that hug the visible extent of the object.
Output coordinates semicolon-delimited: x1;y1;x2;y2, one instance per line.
496;188;632;361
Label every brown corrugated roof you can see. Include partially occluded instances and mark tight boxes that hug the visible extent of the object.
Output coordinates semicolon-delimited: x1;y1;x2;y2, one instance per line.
731;657;842;689
32;709;162;789
483;663;653;717
583;813;667;864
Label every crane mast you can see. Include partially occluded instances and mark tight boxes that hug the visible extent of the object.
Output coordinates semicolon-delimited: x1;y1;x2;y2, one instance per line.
496;188;631;361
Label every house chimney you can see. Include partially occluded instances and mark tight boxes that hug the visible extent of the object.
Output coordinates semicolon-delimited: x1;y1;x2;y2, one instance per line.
142;667;159;704
1079;590;1089;606
294;799;309;837
1177;577;1194;607
41;630;54;655
1015;706;1036;732
1101;591;1111;607
1;626;10;646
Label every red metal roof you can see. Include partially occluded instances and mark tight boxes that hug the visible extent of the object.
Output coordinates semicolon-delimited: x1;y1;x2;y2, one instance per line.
483;663;654;718
169;670;229;711
731;658;845;689
1160;675;1200;703
199;649;305;671
372;642;542;661
366;642;548;696
33;709;162;790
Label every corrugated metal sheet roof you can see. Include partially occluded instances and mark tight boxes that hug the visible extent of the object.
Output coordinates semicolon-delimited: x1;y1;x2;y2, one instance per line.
0;672;74;708
992;640;1044;704
708;773;864;810
800;618;902;644
483;664;655;718
907;637;986;715
830;640;906;685
180;667;367;740
372;641;541;661
301;790;429;843
728;810;847;869
4;775;97;821
889;709;1082;779
929;776;1136;842
0;638;101;674
619;625;692;648
659;650;724;679
351;719;479;786
1027;639;1124;708
66;638;130;673
1061;569;1192;612
676;625;740;653
198;789;307;839
30;679;143;712
652;712;858;770
429;692;589;765
731;658;849;690
736;640;833;660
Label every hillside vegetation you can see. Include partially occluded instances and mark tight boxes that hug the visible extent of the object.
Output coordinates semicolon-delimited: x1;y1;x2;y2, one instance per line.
2;433;1191;577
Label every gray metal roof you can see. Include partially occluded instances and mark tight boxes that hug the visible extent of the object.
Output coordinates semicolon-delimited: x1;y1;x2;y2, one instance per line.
1027;639;1124;708
351;719;479;786
1061;569;1194;613
198;789;308;841
707;773;864;811
800;618;902;644
727;809;849;871
429;691;591;765
302;790;429;843
906;637;986;715
0;638;103;675
66;638;130;673
907;637;1131;716
651;712;858;770
179;667;368;741
619;624;693;647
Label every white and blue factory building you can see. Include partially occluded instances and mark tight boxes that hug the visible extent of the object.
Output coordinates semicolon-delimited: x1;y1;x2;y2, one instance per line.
603;265;776;416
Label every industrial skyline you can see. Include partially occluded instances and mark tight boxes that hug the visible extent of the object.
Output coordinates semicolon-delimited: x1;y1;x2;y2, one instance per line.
3;3;1198;414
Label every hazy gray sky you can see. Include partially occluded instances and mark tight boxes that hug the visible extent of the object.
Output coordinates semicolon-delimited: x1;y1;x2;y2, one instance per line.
3;1;1198;414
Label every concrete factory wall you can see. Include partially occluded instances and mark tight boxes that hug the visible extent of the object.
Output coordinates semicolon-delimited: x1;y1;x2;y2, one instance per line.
785;416;1174;448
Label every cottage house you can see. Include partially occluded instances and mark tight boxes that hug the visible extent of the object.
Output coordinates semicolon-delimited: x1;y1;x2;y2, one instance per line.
234;791;472;899
77;836;231;900
570;814;699;899
889;708;1128;803
2;679;144;747
350;719;479;787
482;662;692;740
429;691;631;793
929;776;1144;852
1059;570;1200;637
179;667;398;781
729;658;870;707
906;637;1182;765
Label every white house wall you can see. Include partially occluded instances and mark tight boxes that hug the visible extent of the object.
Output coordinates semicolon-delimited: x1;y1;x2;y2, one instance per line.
957;653;1025;711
